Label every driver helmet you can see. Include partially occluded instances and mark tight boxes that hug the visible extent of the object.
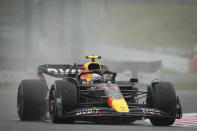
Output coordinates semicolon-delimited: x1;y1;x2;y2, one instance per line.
80;62;101;84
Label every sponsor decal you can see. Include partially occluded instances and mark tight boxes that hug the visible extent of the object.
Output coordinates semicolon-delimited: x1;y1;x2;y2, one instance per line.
76;107;99;115
47;68;79;74
82;80;87;84
141;108;159;115
57;98;61;104
91;87;97;90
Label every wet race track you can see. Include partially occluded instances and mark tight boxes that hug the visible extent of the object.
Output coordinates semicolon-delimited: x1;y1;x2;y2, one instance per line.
0;89;197;131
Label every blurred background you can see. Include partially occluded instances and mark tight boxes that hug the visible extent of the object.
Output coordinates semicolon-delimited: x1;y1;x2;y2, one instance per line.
0;0;197;89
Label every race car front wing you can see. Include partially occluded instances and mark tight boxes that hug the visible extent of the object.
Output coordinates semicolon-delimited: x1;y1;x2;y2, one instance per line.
57;106;181;119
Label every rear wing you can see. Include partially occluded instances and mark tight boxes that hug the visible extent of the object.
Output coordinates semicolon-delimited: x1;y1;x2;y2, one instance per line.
37;64;109;80
37;64;80;79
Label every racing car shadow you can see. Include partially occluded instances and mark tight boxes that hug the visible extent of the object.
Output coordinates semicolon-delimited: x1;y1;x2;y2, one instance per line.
15;120;177;128
63;121;179;128
74;120;149;126
43;119;177;127
44;120;144;126
45;120;172;127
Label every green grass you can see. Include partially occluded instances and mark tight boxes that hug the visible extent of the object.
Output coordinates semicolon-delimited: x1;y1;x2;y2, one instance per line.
163;69;182;75
1;2;196;59
86;2;197;50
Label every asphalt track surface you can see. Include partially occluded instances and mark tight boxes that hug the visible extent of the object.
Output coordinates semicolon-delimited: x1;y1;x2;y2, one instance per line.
0;89;197;131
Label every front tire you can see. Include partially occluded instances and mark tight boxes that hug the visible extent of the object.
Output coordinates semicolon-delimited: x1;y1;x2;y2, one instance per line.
49;80;78;123
147;81;177;126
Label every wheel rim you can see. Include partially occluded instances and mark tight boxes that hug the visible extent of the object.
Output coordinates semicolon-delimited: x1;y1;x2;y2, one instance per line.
49;88;56;116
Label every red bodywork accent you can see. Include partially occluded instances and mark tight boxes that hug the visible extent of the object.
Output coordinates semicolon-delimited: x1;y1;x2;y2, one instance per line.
107;97;114;107
79;69;89;79
144;114;153;117
48;87;54;116
38;75;44;80
112;87;119;91
103;86;118;91
103;87;111;91
84;114;103;117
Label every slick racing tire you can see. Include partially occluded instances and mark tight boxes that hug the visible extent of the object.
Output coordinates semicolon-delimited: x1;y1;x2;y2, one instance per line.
147;81;176;126
49;80;78;123
17;79;48;121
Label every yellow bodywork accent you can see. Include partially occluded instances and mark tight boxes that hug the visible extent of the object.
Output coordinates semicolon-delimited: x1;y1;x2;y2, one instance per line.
82;62;101;84
86;74;92;84
86;56;101;59
111;98;129;112
84;62;101;71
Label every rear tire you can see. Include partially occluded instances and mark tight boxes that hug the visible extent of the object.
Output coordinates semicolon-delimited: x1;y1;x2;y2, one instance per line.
17;79;48;121
147;81;176;126
49;80;78;123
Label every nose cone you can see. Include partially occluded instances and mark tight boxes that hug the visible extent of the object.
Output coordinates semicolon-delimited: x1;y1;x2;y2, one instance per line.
108;98;129;112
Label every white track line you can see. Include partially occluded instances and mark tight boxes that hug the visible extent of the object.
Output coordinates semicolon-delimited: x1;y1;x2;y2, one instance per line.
144;113;197;128
174;113;197;128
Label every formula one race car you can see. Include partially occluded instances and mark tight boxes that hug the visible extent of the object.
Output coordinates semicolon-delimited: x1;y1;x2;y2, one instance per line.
17;56;182;126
